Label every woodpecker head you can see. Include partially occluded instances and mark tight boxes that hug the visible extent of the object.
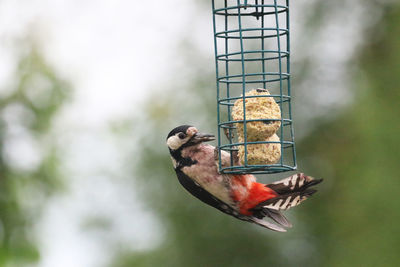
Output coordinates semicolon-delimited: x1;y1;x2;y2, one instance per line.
166;125;215;152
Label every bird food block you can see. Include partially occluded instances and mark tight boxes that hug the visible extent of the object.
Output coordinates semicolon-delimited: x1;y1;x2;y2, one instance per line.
238;134;281;165
232;89;282;166
232;89;281;140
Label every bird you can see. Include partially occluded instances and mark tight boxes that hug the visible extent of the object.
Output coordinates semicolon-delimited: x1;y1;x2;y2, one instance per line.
166;125;322;232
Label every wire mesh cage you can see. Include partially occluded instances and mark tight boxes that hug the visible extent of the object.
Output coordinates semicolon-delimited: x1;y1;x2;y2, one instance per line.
211;0;296;174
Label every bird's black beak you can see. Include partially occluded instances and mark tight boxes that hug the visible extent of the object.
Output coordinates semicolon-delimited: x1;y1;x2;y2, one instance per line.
192;132;215;143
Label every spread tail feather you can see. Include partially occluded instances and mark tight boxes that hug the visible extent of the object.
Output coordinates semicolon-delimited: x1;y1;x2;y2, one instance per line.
264;209;292;228
249;217;287;232
245;174;322;231
257;173;322;211
267;173;322;194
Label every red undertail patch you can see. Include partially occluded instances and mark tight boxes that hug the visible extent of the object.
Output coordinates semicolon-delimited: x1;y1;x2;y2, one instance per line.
239;183;278;215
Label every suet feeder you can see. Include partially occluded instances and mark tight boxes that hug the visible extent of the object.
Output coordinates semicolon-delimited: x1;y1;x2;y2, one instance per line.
211;0;296;174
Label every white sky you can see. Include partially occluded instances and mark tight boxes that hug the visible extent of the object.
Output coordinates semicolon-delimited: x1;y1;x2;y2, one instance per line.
0;0;208;266
0;0;381;266
0;0;207;126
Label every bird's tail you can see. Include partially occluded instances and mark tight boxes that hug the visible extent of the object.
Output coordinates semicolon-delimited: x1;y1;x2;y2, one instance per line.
257;173;323;211
247;173;322;232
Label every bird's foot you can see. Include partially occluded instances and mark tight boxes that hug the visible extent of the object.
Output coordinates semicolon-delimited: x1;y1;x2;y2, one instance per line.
231;149;240;166
214;146;222;173
223;123;235;141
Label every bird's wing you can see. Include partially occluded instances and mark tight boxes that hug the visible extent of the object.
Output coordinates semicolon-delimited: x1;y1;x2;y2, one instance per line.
175;169;241;218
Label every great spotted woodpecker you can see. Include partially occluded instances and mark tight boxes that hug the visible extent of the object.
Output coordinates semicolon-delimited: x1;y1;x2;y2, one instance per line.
166;125;322;232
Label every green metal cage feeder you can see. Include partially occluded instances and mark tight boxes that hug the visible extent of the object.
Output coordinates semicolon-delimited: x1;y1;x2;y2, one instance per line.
211;0;296;174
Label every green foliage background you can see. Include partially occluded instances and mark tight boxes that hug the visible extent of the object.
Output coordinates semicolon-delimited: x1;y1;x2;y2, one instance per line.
113;2;400;267
0;43;69;266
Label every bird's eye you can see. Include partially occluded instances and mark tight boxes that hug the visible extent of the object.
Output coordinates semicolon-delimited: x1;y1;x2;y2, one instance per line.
178;133;186;139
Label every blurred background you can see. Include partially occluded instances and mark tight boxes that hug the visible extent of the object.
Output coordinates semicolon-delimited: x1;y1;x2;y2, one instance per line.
0;0;399;266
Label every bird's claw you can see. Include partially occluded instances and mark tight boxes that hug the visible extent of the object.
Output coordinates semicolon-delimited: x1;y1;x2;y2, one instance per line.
231;150;239;166
223;123;235;141
214;146;219;161
214;146;222;173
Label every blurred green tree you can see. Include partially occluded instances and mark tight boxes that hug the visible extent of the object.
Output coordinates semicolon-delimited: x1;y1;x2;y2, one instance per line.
110;1;400;267
298;3;400;266
0;42;69;266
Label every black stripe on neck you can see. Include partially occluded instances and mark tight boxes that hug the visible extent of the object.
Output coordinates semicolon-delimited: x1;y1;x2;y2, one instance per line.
170;148;197;170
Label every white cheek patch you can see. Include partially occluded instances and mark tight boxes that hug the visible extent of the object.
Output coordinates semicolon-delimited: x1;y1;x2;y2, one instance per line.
167;135;182;150
167;133;193;150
